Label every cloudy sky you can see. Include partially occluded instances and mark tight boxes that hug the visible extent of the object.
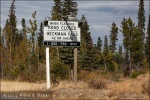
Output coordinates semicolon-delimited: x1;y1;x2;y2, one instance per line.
1;0;149;48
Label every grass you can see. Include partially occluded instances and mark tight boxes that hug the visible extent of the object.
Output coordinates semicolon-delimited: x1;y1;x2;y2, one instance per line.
1;80;46;91
1;71;149;99
50;81;88;90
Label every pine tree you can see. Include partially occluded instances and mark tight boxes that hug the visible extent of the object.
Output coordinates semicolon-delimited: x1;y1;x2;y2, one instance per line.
120;18;135;63
51;0;62;20
2;0;18;67
97;37;102;51
21;18;27;37
118;45;124;64
79;15;86;55
2;0;19;79
78;15;93;71
59;0;78;80
138;0;146;39
137;0;145;63
80;15;92;48
103;35;108;70
27;11;37;53
38;22;45;63
62;0;78;16
17;18;28;67
27;11;38;73
51;0;63;64
121;17;144;76
8;0;18;47
103;35;108;56
0;27;4;78
118;45;123;57
145;15;150;64
109;22;118;53
130;26;143;64
120;18;128;62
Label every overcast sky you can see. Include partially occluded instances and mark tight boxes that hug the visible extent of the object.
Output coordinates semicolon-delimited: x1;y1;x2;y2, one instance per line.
1;0;149;48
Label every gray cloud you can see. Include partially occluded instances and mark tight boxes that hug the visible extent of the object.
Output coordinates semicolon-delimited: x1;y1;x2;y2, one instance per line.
1;1;149;50
77;1;149;48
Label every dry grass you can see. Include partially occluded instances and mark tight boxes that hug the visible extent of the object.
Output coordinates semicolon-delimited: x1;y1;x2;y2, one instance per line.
108;79;142;94
51;81;88;90
1;80;45;91
1;71;149;99
108;71;149;95
88;77;107;89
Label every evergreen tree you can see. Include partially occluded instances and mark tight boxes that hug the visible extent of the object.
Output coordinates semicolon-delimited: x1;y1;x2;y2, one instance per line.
79;15;86;55
80;15;92;48
2;0;18;67
51;0;62;20
17;18;28;67
51;0;63;65
27;11;38;73
130;26;143;64
118;45;123;56
21;18;27;37
27;11;37;53
38;22;45;63
2;0;19;78
109;22;118;53
78;15;93;71
62;0;78;16
103;35;108;56
138;0;146;39
120;18;129;62
118;45;124;64
103;35;108;70
137;0;145;62
0;27;4;78
120;18;135;62
8;0;18;47
91;47;102;70
145;15;150;64
97;37;102;51
59;0;78;80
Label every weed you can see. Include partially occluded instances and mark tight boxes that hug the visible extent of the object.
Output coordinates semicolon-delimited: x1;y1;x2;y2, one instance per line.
88;77;107;89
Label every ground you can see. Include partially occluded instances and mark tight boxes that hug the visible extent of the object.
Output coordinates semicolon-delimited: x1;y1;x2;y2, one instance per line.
1;72;149;100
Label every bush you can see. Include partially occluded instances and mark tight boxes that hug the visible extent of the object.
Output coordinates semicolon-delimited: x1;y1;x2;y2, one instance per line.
12;66;20;79
88;77;107;89
131;70;146;78
19;70;40;82
77;70;89;81
142;81;150;95
51;61;68;80
131;71;139;78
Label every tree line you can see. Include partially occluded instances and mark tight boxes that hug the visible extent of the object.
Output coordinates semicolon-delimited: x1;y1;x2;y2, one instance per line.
0;0;149;82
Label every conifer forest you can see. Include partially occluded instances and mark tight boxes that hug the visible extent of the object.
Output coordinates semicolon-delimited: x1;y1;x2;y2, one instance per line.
0;0;150;83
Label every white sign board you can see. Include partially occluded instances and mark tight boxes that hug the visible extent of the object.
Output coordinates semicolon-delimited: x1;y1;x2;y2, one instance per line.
43;21;80;46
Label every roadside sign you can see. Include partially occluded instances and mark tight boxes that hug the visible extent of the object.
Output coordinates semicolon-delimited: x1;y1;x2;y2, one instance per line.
43;21;80;47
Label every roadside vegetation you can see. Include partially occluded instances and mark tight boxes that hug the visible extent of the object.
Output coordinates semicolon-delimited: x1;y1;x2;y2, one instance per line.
0;0;150;99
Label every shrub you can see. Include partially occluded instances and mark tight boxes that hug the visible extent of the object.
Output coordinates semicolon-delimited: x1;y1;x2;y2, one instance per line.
131;70;146;78
88;77;107;89
51;61;68;80
77;70;89;81
12;66;20;79
131;71;139;78
142;81;150;95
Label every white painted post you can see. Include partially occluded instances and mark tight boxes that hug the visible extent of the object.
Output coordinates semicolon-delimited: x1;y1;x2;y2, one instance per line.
74;48;77;83
46;47;50;89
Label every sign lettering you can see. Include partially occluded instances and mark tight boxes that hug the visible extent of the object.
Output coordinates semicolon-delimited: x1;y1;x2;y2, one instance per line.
43;21;80;47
